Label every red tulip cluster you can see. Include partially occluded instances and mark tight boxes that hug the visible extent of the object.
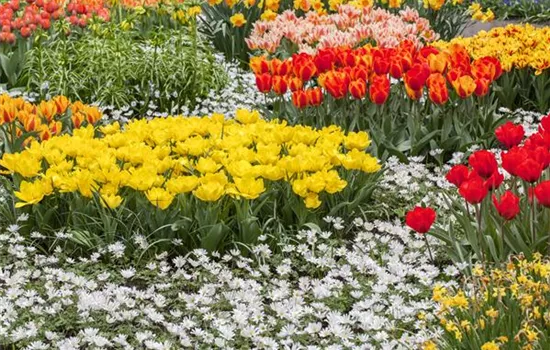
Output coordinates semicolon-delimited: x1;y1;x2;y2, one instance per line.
250;41;502;109
0;0;110;43
445;114;550;220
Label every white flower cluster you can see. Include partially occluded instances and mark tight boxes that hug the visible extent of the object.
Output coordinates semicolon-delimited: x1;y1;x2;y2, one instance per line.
0;218;453;349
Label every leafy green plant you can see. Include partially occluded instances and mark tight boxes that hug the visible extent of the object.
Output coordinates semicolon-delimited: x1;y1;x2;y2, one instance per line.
22;20;227;114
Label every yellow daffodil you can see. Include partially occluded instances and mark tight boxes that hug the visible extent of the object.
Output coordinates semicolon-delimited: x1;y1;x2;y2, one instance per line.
230;13;247;27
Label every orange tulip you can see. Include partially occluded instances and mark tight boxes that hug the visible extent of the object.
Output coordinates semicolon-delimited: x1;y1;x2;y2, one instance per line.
0;104;17;124
324;71;349;99
38;101;57;122
286;76;303;92
306;87;323;106
52;95;70;114
292;90;308;109
272;76;288;95
49;121;62;135
349;79;367;100
405;84;423;101
428;52;448;74
293;59;317;81
72;111;85;128
250;56;270;75
427;73;449;104
453;75;476;99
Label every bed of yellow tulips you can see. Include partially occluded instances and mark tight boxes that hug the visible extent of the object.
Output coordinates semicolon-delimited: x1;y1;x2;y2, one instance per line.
0;108;381;252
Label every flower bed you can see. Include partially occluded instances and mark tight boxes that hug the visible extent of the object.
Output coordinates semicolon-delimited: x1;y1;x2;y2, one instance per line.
246;5;437;55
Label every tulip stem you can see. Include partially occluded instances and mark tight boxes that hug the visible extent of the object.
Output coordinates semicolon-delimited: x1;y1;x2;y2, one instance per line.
475;204;485;264
424;234;434;264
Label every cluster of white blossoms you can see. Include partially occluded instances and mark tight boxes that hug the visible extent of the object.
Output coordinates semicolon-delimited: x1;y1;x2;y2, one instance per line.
0;216;456;350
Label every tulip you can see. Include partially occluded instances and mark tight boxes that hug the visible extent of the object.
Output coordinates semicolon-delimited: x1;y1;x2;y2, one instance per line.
453;75;476;99
492;191;520;220
369;74;390;105
324;72;349;99
459;177;488;204
468;150;498;179
516;158;543;183
474;78;490;97
255;73;272;93
389;57;403;79
404;84;423;101
484;171;503;191
530;147;550;169
250;56;270;75
272;76;287;95
306;88;323;106
534;180;550;207
405;206;436;234
427;73;449;105
349;80;367;100
351;66;369;81
428;52;448;74
446;164;470;187
314;51;335;73
373;54;390;75
292;90;308;109
294;60;316;81
502;147;528;177
404;63;430;91
286;77;303;92
495;121;524;149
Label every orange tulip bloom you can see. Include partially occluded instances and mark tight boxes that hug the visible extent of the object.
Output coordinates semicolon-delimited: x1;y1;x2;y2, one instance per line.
272;76;288;95
250;56;270;75
453;75;476;99
306;87;323;106
427;73;449;104
292;90;308;109
349;79;367;100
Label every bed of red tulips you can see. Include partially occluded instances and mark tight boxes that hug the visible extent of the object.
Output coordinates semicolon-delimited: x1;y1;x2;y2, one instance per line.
407;113;550;265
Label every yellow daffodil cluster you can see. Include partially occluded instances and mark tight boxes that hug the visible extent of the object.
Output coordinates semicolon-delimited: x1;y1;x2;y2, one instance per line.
435;24;550;74
467;3;494;22
0;94;102;145
428;254;550;350
0;109;380;211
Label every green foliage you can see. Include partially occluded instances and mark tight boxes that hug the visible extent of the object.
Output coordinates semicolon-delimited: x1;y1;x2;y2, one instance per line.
22;23;227;114
495;70;550;113
479;0;550;22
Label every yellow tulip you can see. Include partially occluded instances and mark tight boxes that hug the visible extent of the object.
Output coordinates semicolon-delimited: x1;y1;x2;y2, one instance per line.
146;187;174;210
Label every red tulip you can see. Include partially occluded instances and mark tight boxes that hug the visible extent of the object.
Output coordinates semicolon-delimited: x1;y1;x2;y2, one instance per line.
468;150;498;179
474;78;490;97
516;158;543;183
369;74;390;105
534;180;550;207
314;50;335;73
502;147;528;176
459;177;488;204
492;191;520;220
255;73;272;93
446;164;470;187
405;206;436;234
484;171;504;191
404;63;431;91
373;54;390;75
495;121;524;149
